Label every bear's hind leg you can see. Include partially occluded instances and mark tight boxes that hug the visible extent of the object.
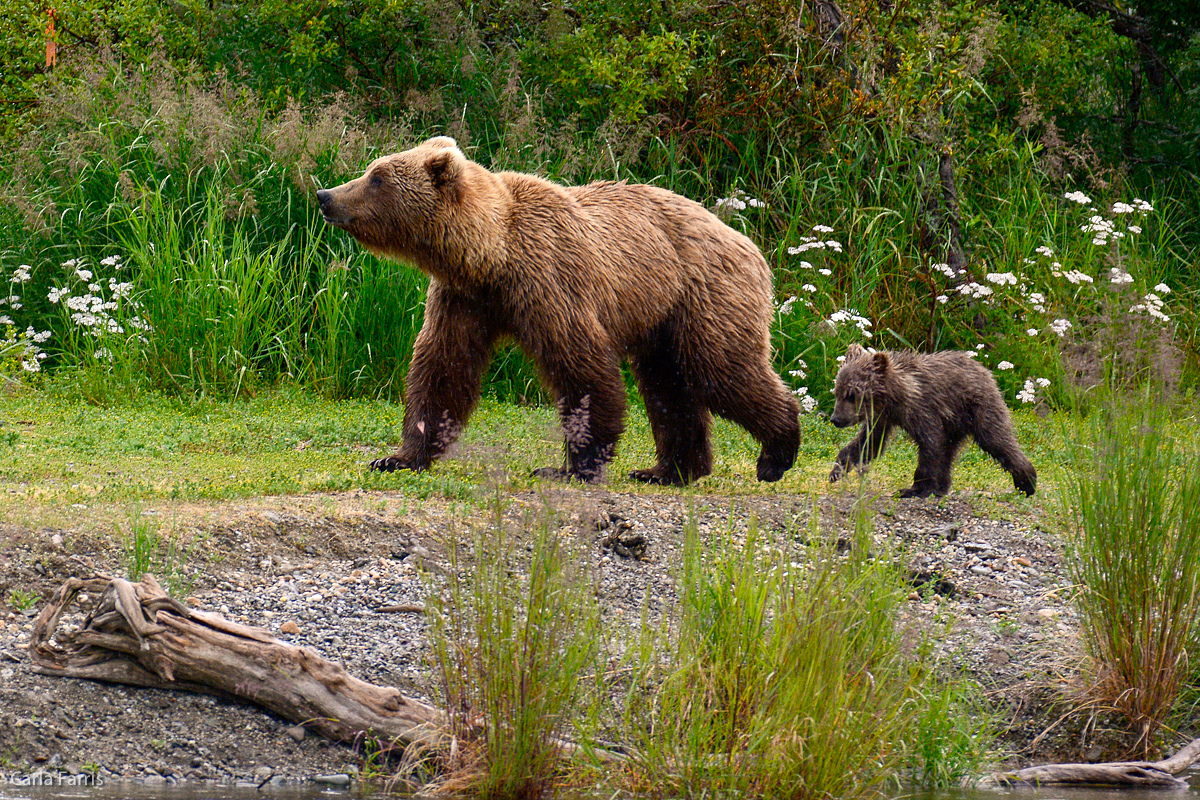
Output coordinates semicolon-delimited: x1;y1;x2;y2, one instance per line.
629;341;712;486
704;365;800;483
972;415;1037;496
533;330;628;484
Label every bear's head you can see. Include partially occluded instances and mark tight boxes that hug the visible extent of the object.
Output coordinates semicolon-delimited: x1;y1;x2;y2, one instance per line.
316;136;503;270
829;343;891;428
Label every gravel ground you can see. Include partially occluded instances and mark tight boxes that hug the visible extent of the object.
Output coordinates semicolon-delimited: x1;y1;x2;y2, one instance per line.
0;485;1100;788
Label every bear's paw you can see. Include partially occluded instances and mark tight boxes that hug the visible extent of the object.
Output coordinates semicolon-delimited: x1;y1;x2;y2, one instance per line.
369;455;428;474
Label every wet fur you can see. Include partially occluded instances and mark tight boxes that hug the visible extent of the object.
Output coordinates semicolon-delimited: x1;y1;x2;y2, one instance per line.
317;137;800;484
828;344;1036;498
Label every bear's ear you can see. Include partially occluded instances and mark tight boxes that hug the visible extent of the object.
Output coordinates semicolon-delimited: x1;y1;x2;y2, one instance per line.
871;351;891;374
425;148;463;189
845;343;866;361
422;136;458;150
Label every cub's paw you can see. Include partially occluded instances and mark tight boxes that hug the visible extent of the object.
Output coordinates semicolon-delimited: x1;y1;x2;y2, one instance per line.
370;455;427;473
828;463;845;483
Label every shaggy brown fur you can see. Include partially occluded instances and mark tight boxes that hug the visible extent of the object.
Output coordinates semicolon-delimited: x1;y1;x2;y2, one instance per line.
316;136;799;485
828;344;1036;498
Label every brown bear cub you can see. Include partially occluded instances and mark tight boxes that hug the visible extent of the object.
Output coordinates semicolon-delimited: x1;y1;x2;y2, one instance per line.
316;136;800;485
828;344;1036;498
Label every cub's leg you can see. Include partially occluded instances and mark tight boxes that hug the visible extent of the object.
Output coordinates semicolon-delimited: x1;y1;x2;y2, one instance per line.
901;425;954;498
830;421;892;483
972;415;1037;496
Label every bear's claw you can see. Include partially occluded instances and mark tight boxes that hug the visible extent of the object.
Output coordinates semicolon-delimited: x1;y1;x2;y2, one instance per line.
370;455;427;473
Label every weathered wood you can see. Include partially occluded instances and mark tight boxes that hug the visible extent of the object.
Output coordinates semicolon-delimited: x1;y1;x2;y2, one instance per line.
31;574;444;748
991;736;1200;788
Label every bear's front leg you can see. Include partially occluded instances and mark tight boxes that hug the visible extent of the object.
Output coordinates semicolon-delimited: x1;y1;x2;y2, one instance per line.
830;421;891;483
371;285;498;474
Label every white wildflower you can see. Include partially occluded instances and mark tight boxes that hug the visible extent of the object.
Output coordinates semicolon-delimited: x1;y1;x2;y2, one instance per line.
1064;191;1092;205
997;361;1014;370
986;272;1018;285
802;284;817;293
1049;318;1072;337
1109;268;1133;285
1027;328;1038;336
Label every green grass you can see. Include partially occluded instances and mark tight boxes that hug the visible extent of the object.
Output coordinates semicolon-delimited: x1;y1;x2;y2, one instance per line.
611;502;927;800
0;382;1060;526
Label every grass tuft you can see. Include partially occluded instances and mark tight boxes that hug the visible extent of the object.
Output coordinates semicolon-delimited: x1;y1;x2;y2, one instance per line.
1060;394;1200;756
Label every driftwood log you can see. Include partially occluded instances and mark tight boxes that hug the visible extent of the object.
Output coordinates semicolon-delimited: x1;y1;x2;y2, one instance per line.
30;574;444;749
991;737;1200;788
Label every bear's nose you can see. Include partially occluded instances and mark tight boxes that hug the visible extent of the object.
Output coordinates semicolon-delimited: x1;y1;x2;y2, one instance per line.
316;188;330;207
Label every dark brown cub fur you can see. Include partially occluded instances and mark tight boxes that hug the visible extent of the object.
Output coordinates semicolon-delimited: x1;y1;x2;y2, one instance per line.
828;344;1036;498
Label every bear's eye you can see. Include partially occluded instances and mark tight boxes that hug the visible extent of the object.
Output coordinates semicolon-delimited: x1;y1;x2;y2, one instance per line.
845;391;856;403
369;173;383;188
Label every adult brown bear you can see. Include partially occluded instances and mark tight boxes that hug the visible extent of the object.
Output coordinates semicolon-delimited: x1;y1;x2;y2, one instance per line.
317;136;799;485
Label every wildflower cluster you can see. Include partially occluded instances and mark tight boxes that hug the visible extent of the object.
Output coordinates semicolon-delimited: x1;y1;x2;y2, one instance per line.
1;264;50;374
51;257;151;347
713;189;767;215
776;224;864;412
787;224;844;255
925;189;1172;407
1016;377;1051;404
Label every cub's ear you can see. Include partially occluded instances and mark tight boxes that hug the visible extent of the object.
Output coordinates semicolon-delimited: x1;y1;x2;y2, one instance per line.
871;351;891;373
425;148;463;189
844;343;866;361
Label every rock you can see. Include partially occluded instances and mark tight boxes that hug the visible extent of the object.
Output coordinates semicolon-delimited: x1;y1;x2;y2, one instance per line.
280;620;301;634
254;765;274;780
313;773;352;786
285;725;306;743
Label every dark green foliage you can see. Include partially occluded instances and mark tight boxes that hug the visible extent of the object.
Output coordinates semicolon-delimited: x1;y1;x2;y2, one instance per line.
0;0;1196;404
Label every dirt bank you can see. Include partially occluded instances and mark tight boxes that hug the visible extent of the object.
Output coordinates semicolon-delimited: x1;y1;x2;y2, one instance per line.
0;486;1127;787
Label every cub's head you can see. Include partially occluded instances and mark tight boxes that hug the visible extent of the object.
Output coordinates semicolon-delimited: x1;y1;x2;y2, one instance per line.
829;344;891;428
315;136;474;260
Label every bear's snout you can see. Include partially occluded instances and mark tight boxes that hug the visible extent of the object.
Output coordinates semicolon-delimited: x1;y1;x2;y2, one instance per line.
316;187;349;227
830;414;853;428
